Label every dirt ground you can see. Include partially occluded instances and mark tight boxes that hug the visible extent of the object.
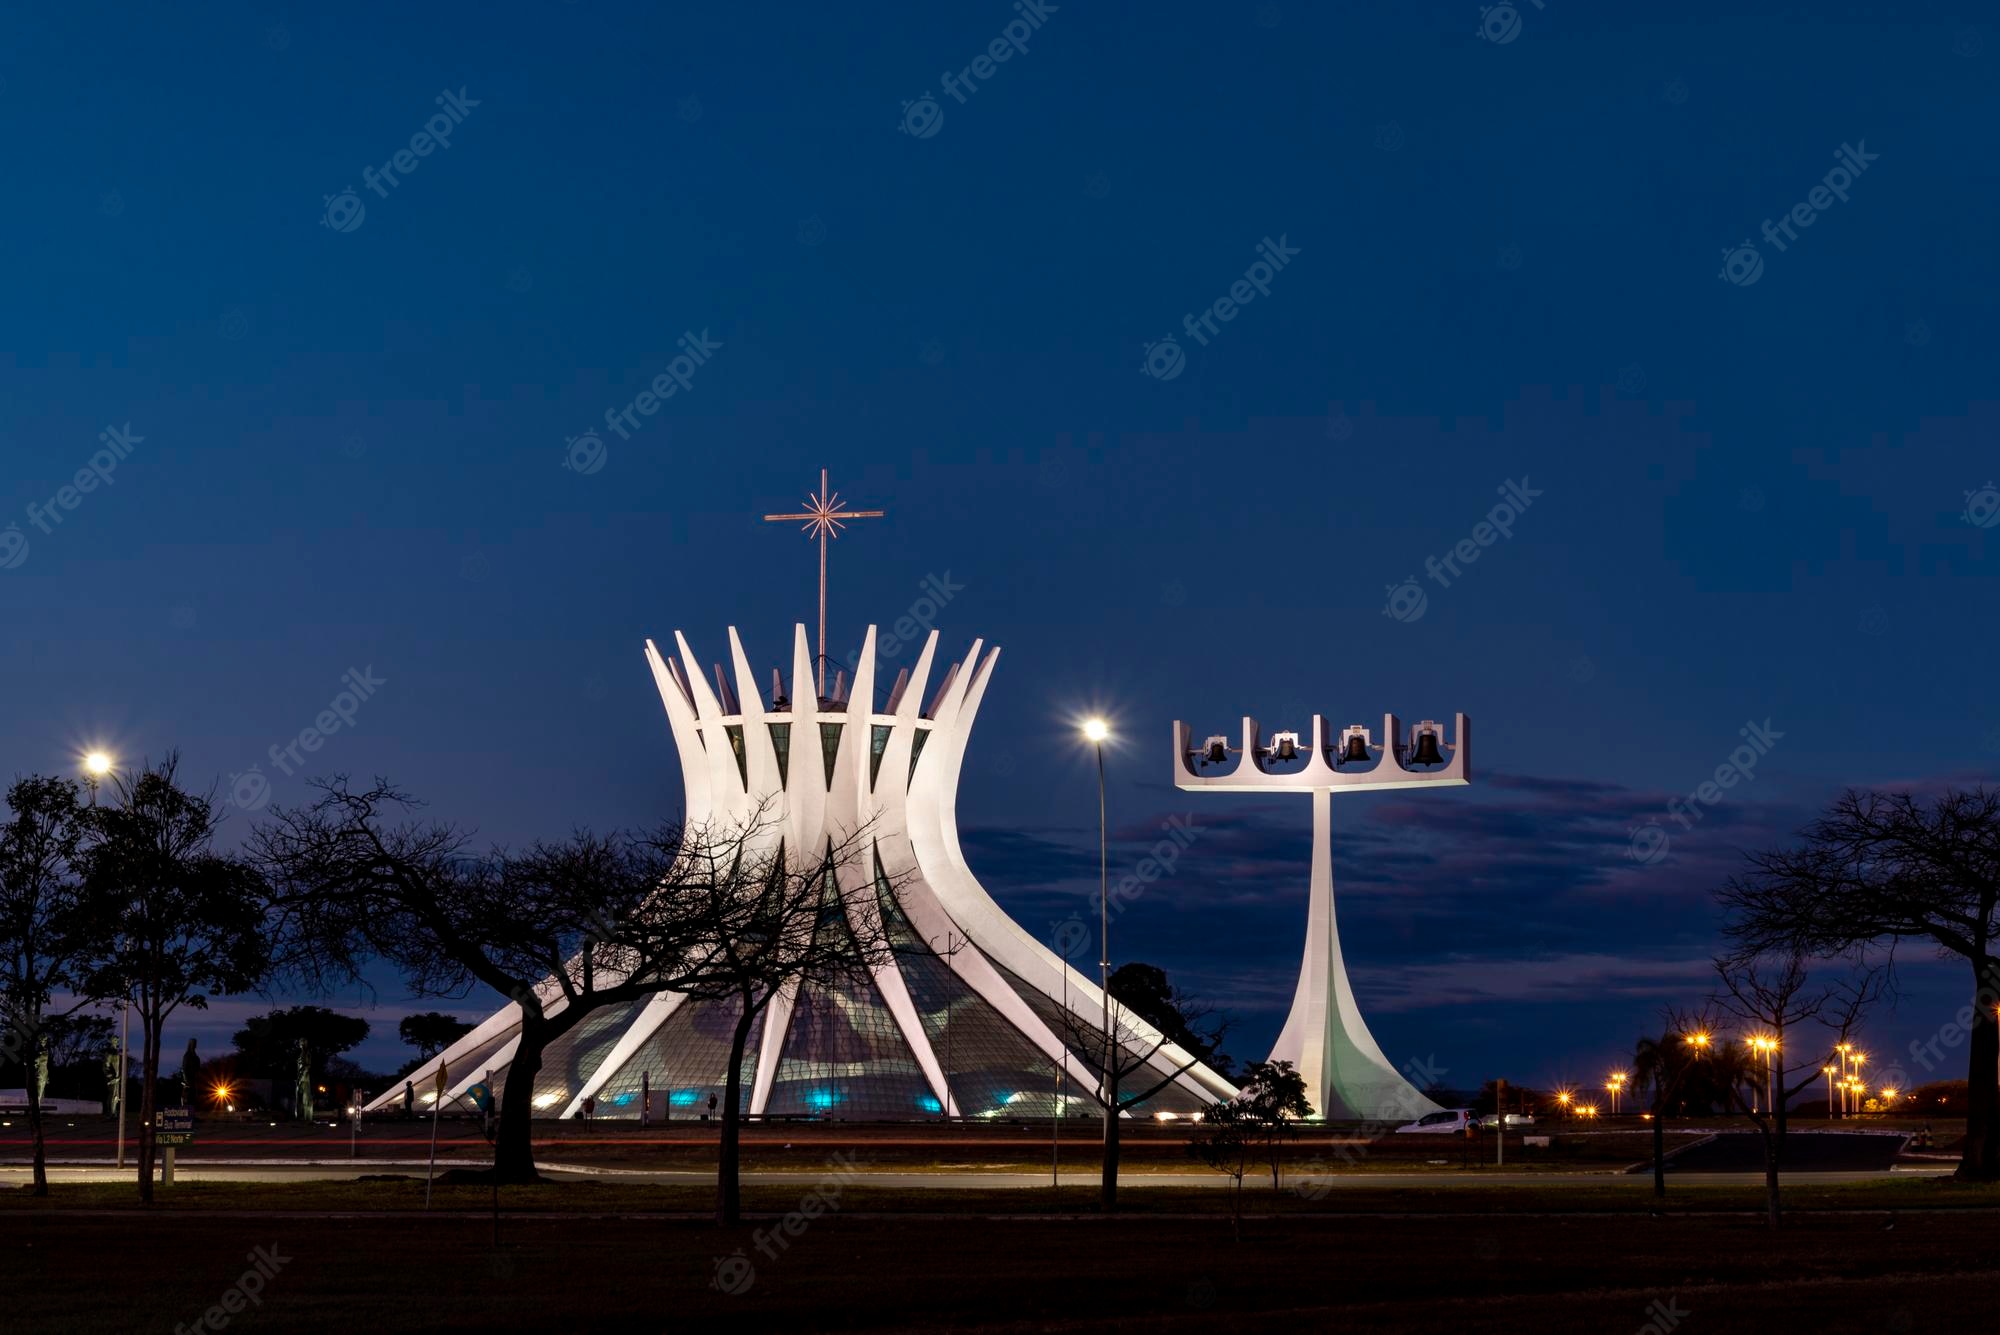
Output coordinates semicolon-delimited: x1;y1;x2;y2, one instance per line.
3;1205;1992;1333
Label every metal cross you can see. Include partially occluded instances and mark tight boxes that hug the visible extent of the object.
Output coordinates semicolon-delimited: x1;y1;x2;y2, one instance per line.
764;468;884;698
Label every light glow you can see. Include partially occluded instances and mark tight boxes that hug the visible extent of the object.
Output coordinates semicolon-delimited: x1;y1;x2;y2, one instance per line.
1082;718;1109;743
84;751;112;777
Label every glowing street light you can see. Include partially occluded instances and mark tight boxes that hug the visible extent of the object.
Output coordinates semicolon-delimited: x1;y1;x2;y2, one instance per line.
1823;1066;1837;1120
1081;716;1112;1175
1607;1072;1627;1117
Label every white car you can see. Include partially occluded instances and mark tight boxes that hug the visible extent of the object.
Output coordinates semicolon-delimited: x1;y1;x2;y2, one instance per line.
1395;1108;1476;1134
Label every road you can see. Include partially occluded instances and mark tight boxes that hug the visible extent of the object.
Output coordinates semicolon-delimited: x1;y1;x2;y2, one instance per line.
0;1158;1953;1189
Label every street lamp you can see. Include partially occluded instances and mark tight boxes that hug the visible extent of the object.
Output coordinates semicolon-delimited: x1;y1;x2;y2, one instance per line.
83;750;132;1170
1823;1066;1836;1120
1607;1072;1627;1117
1081;718;1111;1165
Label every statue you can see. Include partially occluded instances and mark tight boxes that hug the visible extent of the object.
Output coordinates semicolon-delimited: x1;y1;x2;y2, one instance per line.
103;1046;121;1119
180;1038;201;1107
33;1035;50;1102
295;1036;313;1121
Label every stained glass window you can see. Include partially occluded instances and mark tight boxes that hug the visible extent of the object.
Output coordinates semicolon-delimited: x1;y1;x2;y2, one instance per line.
527;997;650;1111
819;722;843;786
869;724;893;789
723;725;748;787
591;993;764;1117
767;722;791;787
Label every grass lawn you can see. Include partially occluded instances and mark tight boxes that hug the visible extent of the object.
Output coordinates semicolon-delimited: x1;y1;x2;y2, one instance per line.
4;1196;1998;1333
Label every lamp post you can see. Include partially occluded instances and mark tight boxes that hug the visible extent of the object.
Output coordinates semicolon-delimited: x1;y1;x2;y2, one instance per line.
1823;1066;1836;1120
1607;1072;1627;1118
84;751;131;1172
1082;719;1111;1161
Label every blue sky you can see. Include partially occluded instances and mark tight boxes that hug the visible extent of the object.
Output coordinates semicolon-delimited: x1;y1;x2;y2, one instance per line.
3;1;1997;1095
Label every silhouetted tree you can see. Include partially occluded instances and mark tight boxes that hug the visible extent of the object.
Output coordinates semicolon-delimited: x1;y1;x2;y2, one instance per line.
1055;974;1227;1212
75;756;271;1204
1186;1098;1252;1241
1717;787;2000;1179
254;779;726;1183
1709;951;1879;1228
398;1011;473;1061
1234;1059;1311;1190
657;818;894;1225
232;1005;370;1102
0;775;98;1195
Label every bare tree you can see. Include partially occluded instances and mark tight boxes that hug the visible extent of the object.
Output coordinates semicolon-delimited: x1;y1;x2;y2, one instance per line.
255;778;724;1183
1632;1003;1731;1198
0;775;96;1196
1053;979;1227;1212
1710;951;1881;1228
659;822;894;1225
76;756;270;1204
1718;787;2000;1179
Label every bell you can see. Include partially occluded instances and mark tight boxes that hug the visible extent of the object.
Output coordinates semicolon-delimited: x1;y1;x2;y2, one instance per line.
1272;734;1299;762
1339;731;1370;765
1408;729;1445;767
1203;738;1228;765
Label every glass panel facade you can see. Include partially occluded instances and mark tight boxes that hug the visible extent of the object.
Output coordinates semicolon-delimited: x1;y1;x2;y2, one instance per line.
908;727;929;784
873;869;1065;1118
818;722;843;786
592;993;763;1117
724;725;748;787
767;722;791;787
527;997;650;1111
983;960;1211;1116
763;970;934;1117
869;724;893;789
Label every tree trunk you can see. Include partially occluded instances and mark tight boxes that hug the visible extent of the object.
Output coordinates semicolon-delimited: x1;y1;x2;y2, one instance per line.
491;1019;546;1185
26;1058;48;1197
1651;1100;1666;1198
1100;1070;1120;1212
716;1009;755;1226
137;1009;160;1205
1764;1135;1782;1229
1959;960;2000;1181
